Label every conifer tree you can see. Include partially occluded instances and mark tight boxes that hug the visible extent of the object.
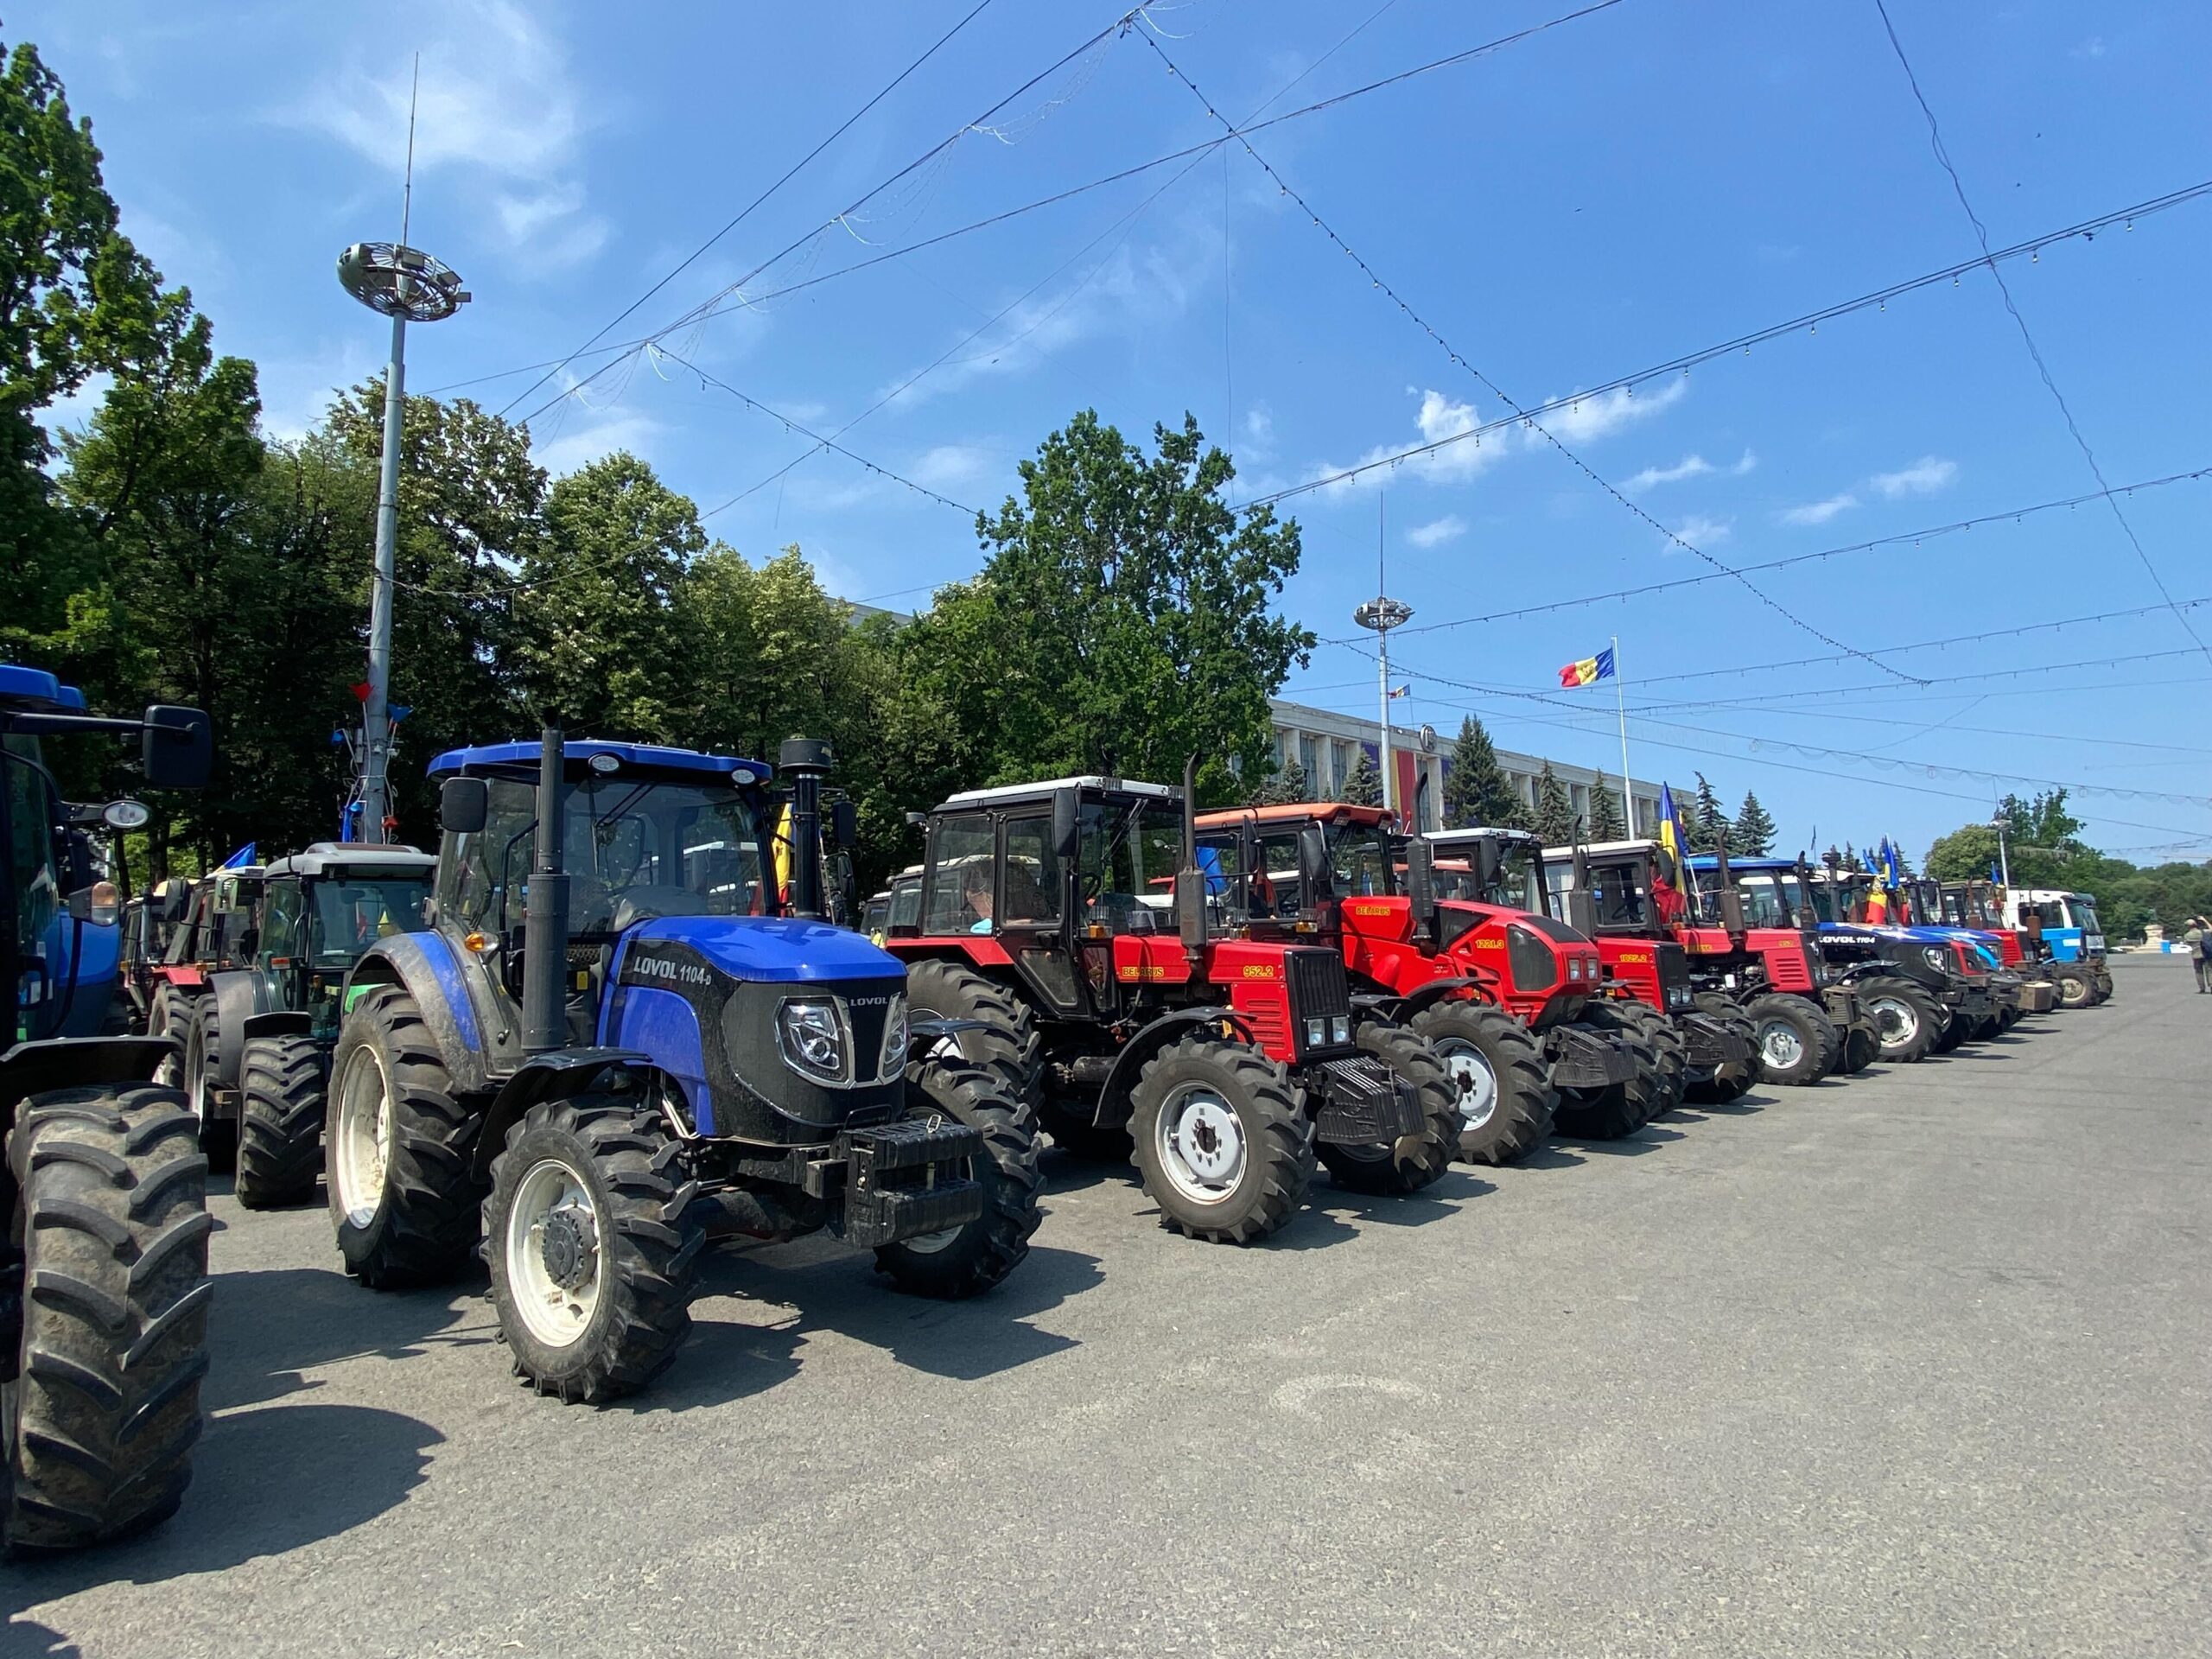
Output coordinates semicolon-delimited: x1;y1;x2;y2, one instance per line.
1339;750;1382;806
1533;760;1578;847
1732;790;1777;856
1441;713;1523;828
1586;768;1627;841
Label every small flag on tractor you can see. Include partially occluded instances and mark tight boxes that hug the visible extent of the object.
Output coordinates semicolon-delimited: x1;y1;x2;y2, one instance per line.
1558;646;1616;688
1656;782;1685;874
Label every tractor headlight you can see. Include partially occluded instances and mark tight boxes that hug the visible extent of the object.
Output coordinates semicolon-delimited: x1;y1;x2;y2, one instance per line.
1922;946;1948;971
777;998;847;1082
1668;985;1691;1010
878;993;909;1077
1330;1015;1351;1045
1567;957;1583;981
1306;1016;1327;1049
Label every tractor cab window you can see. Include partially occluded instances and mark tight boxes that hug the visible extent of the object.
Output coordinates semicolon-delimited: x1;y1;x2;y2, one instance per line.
1076;797;1184;934
1577;857;1653;928
1491;842;1547;913
1324;818;1390;899
924;816;995;934
308;879;429;963
258;882;306;965
887;874;922;932
999;817;1063;926
1195;827;1303;920
1734;873;1802;929
1429;860;1482;903
4;741;63;1006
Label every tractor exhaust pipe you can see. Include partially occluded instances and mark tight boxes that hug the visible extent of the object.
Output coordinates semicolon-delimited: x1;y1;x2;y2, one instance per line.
779;738;832;920
521;725;571;1057
1712;836;1746;936
1176;753;1208;960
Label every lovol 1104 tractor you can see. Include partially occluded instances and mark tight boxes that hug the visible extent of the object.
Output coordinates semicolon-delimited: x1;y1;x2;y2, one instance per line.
325;731;1041;1403
1804;863;2002;1054
884;769;1451;1245
186;844;435;1209
1548;840;1876;1087
3;665;213;1552
1188;805;1649;1160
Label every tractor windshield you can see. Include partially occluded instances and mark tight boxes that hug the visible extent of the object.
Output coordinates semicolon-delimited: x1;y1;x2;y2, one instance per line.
1077;797;1185;933
1490;842;1546;913
1732;871;1806;929
1323;818;1391;899
306;878;431;964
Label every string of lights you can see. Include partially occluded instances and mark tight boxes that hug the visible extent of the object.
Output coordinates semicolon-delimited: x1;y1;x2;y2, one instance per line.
1872;0;2212;670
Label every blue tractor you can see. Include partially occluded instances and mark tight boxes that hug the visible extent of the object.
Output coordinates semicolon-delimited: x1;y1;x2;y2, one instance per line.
324;730;1042;1403
2;664;214;1552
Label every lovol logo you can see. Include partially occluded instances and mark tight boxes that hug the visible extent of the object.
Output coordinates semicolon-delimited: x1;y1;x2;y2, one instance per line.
628;951;714;988
846;994;893;1007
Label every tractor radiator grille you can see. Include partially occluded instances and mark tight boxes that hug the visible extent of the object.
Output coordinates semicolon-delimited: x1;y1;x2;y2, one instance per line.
1284;948;1351;1023
1656;944;1692;1004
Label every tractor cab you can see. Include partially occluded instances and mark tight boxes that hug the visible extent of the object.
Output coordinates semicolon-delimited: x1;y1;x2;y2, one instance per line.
2001;887;2110;1007
861;864;922;945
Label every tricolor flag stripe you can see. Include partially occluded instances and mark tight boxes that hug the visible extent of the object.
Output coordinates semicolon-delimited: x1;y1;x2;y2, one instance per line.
1557;646;1616;687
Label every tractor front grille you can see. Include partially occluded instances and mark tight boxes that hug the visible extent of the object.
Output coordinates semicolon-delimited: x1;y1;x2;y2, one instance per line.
1284;947;1352;1024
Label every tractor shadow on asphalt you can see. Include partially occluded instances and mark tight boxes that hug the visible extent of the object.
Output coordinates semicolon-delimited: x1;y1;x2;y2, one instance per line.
1296;1167;1496;1239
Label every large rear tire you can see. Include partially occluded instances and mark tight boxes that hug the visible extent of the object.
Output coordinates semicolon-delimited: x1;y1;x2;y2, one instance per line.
2051;963;2094;1010
3;1087;210;1554
1606;1001;1687;1116
1407;1001;1554;1166
1745;993;1837;1086
1553;1007;1659;1140
182;999;237;1173
146;984;191;1089
1128;1037;1312;1244
1314;1024;1460;1195
234;1036;328;1210
327;983;482;1288
900;959;1042;1103
482;1096;702;1404
876;1056;1043;1298
1859;976;1938;1064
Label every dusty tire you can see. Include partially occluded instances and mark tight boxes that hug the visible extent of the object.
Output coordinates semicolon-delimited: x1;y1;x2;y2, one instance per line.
1840;1024;1879;1073
1553;1009;1659;1140
181;1001;236;1173
1859;976;1938;1064
877;1056;1044;1298
1745;994;1837;1086
2052;964;2094;1010
901;959;1042;1103
1314;1024;1461;1195
1684;994;1760;1103
1128;1037;1313;1244
482;1095;702;1404
1607;1001;1687;1116
147;985;191;1089
3;1087;210;1554
1408;1001;1554;1166
234;1036;327;1210
326;983;482;1288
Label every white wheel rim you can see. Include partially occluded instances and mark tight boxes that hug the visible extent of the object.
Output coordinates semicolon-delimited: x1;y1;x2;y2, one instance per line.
331;1044;396;1228
1758;1020;1804;1071
186;1026;210;1126
1871;996;1918;1045
1434;1038;1498;1130
1155;1084;1246;1205
504;1157;604;1349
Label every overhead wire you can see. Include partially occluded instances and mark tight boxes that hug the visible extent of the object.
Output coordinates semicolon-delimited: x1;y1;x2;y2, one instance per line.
1871;0;2212;669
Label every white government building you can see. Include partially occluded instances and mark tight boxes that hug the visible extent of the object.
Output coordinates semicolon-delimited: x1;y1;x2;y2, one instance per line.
1267;697;1664;836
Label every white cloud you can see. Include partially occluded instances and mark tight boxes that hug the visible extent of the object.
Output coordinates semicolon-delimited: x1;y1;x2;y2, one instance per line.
909;443;993;491
1241;404;1274;460
1406;514;1467;550
533;407;664;476
2071;36;2107;60
1627;448;1756;492
1780;492;1859;526
283;1;604;271
1871;455;1958;498
1666;514;1733;548
1541;376;1687;442
1312;388;1503;498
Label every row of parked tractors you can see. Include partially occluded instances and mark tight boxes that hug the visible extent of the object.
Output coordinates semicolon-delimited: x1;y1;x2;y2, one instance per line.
3;677;2107;1555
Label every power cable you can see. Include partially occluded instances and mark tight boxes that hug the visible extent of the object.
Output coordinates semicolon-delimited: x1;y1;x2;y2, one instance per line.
1138;24;1921;685
1872;0;2211;668
493;0;1001;423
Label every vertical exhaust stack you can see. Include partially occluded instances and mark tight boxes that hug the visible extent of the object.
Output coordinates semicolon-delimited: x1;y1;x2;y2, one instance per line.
1713;836;1746;936
1175;753;1209;960
779;738;832;920
521;725;570;1056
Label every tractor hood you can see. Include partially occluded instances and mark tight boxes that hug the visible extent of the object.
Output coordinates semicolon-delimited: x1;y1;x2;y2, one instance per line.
621;914;901;984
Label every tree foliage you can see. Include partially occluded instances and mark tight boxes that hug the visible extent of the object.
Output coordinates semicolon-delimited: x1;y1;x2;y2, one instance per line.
1533;760;1577;848
1586;769;1626;842
1442;713;1524;829
1338;750;1382;807
1733;789;1777;856
1254;754;1309;806
1689;772;1731;854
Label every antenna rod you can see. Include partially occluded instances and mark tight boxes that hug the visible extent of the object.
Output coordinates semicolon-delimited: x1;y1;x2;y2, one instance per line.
400;53;419;248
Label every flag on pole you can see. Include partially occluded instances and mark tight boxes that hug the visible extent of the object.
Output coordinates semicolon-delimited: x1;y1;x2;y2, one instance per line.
1558;646;1617;688
1656;782;1685;872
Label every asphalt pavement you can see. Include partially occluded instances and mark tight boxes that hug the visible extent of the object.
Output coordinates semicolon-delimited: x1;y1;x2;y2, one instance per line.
9;955;2208;1658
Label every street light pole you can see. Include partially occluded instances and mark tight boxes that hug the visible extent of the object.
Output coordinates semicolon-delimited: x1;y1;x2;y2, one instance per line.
1353;594;1414;823
1992;813;2012;888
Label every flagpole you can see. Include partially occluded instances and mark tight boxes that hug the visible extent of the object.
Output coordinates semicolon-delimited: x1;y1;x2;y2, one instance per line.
1611;634;1633;833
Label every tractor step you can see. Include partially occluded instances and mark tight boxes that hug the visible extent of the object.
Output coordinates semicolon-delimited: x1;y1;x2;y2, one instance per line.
1305;1056;1425;1147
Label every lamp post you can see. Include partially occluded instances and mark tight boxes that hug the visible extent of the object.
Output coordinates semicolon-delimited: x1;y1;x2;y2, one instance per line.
1353;595;1414;823
1991;812;2012;888
335;239;468;839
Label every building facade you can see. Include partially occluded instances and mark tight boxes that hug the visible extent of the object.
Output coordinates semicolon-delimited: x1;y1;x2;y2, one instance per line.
1268;698;1662;836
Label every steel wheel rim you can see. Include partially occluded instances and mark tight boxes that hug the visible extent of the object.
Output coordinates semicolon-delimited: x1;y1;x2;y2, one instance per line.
185;1024;209;1126
1434;1037;1499;1130
504;1157;604;1349
1870;995;1919;1046
1758;1020;1805;1071
331;1044;395;1228
1155;1083;1246;1205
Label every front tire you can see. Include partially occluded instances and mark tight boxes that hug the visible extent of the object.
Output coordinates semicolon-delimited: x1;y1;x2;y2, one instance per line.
1745;994;1838;1086
1128;1037;1313;1244
875;1056;1043;1298
1683;994;1760;1104
1407;1001;1554;1166
1553;1005;1659;1139
2052;964;2094;1010
182;1001;237;1173
147;985;191;1089
1606;1001;1687;1116
1859;976;1938;1064
483;1096;702;1404
900;959;1041;1103
234;1036;328;1210
1314;1025;1460;1195
3;1087;210;1554
327;983;481;1288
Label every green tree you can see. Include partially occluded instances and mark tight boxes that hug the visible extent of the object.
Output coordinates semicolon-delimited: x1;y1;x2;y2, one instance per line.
1586;768;1626;841
1255;754;1309;805
1690;772;1731;853
1338;750;1382;807
1441;713;1524;828
1733;790;1777;856
902;410;1312;799
1841;841;1866;874
512;451;699;740
1533;760;1577;847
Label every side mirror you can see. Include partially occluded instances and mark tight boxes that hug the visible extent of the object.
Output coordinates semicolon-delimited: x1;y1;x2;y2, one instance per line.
1568;886;1599;937
830;799;858;851
159;880;194;926
1051;790;1079;859
1297;823;1332;901
142;706;213;790
1471;838;1502;895
440;777;489;835
1405;837;1437;932
104;798;151;832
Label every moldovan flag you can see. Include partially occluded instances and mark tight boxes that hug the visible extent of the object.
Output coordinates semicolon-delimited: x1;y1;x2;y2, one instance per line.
1559;646;1616;688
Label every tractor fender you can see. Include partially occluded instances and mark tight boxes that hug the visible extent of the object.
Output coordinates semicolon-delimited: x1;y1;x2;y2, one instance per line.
346;931;500;1097
1;1036;169;1130
242;1010;314;1044
468;1048;656;1181
1092;1006;1257;1129
206;969;276;1092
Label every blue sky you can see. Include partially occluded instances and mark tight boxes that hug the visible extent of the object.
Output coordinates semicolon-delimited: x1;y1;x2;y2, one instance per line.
22;0;2212;862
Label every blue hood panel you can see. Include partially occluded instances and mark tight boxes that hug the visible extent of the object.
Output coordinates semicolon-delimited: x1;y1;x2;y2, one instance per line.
622;915;901;984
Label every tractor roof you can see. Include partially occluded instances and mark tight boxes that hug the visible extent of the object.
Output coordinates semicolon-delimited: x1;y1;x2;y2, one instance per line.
1541;838;1657;860
0;664;88;712
427;740;771;785
262;842;436;880
1687;855;1797;872
938;775;1177;810
1425;826;1538;848
1193;802;1385;829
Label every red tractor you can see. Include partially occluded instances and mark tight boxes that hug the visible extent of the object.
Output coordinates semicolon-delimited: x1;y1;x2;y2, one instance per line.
1189;804;1653;1162
1545;839;1874;1087
882;770;1458;1244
